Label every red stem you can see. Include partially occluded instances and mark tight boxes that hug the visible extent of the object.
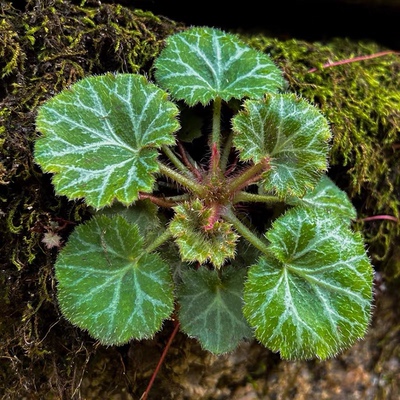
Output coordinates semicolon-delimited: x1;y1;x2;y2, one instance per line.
139;192;175;208
140;321;181;400
224;155;238;176
359;214;398;223
209;142;221;176
308;51;399;73
177;141;203;181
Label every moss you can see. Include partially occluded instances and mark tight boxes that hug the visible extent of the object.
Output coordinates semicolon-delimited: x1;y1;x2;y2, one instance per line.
241;34;400;265
1;0;400;398
0;1;184;397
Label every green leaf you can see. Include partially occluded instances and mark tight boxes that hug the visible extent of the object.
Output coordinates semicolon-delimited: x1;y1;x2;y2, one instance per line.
55;215;174;345
232;93;331;197
243;207;373;360
287;175;357;223
94;199;164;250
95;199;160;237
177;266;253;354
154;27;284;106
169;200;239;268
35;73;180;208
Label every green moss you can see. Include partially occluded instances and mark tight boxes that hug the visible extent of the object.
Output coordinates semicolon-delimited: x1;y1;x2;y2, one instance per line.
241;34;400;264
0;1;184;397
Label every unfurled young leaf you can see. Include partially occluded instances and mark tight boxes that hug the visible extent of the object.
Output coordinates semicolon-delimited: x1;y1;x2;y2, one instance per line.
55;215;174;345
35;73;180;208
154;27;285;106
177;266;253;354
243;207;373;360
169;200;239;268
287;174;357;223
232;93;331;197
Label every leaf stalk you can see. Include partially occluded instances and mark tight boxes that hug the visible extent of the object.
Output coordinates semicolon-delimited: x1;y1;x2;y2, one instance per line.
145;228;173;253
226;160;269;194
222;207;271;256
157;161;206;196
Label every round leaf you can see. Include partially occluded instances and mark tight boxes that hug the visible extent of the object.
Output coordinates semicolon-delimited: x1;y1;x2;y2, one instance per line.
232;93;332;197
35;73;180;208
243;207;373;360
154;27;285;106
177;266;253;354
287;175;357;223
55;215;174;345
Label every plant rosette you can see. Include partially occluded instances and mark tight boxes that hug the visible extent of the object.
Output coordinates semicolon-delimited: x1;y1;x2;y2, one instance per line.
34;26;374;360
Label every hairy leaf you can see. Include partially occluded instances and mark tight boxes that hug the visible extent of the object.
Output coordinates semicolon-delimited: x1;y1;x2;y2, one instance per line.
177;266;253;354
169;200;239;268
243;207;373;360
154;27;284;106
95;199;160;236
35;73;180;208
232;93;331;197
287;175;357;223
55;215;174;345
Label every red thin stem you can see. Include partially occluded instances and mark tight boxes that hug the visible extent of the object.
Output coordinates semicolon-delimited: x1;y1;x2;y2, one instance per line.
359;215;398;223
308;51;399;73
140;321;181;400
177;141;203;181
224;155;238;176
209;142;221;177
139;192;175;208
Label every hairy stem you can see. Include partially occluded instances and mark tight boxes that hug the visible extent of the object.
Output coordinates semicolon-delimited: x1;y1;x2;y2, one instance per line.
177;141;203;181
144;228;173;253
206;98;223;182
211;97;222;149
157;161;205;196
220;131;234;172
226;160;268;194
233;191;280;205
162;145;192;177
139;192;176;208
222;207;271;256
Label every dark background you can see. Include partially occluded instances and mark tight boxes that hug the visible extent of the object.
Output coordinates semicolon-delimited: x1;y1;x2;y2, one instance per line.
131;0;400;50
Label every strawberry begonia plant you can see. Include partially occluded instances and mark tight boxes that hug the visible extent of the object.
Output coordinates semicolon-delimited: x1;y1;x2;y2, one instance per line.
34;27;373;360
